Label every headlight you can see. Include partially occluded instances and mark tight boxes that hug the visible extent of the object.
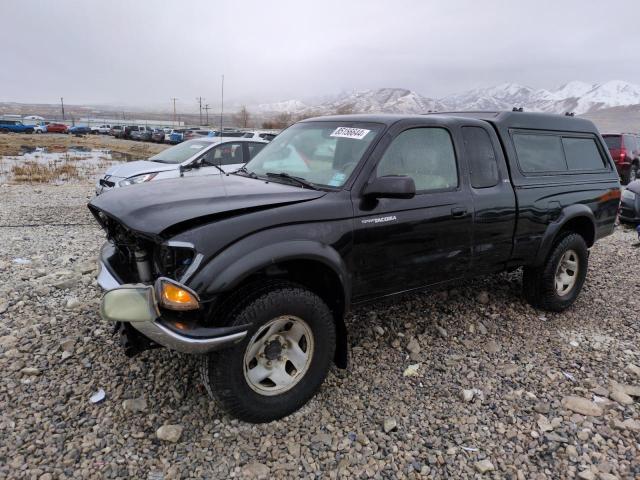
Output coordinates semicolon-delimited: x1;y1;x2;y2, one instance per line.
119;172;158;187
622;189;636;200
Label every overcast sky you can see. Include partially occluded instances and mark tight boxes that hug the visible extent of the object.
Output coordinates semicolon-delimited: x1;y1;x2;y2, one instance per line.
2;0;640;110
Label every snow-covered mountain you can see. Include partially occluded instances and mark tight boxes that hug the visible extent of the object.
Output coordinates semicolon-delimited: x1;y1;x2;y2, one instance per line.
255;88;445;115
441;83;536;111
255;80;640;117
318;88;446;114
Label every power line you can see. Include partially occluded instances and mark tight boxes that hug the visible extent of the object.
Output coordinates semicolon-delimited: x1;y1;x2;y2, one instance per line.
220;75;224;132
170;97;178;126
204;104;211;126
196;97;204;125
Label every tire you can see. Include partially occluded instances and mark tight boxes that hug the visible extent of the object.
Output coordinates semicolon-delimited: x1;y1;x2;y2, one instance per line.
201;282;336;423
522;232;588;312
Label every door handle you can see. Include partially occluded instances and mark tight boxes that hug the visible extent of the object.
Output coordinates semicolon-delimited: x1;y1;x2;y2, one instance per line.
451;207;467;218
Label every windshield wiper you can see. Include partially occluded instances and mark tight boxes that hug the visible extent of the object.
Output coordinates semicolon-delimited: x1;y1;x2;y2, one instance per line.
265;172;318;190
234;165;258;178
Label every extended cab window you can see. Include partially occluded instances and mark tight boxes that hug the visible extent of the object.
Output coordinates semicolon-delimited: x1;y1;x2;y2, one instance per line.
462;126;499;188
513;134;566;173
562;137;606;171
376;127;458;191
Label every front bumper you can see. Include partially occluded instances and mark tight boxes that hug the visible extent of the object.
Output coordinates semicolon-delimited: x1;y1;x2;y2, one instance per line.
97;258;247;354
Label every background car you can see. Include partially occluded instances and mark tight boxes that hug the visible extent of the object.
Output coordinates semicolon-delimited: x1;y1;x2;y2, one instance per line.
169;128;188;144
46;123;68;134
137;126;154;141
109;125;123;136
68;125;91;135
130;126;153;141
602;133;640;184
183;129;212;141
33;122;47;134
619;180;640;223
210;129;245;138
95;137;268;194
117;125;140;139
91;124;112;134
151;128;166;143
242;131;277;141
0;120;34;133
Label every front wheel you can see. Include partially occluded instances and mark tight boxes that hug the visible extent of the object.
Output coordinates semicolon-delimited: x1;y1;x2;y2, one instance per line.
522;233;588;312
201;282;336;423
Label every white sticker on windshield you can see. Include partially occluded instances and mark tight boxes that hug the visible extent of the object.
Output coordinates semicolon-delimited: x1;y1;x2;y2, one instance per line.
330;127;371;140
190;144;205;149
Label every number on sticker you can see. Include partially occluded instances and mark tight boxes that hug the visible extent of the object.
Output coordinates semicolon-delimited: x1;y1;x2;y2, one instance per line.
330;127;371;140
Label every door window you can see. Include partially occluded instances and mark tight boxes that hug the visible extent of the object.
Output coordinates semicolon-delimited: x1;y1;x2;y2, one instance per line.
462;126;499;188
205;142;245;165
248;142;266;159
376;127;458;191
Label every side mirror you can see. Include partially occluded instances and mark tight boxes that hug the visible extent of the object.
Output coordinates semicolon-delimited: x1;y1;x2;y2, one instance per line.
363;175;416;199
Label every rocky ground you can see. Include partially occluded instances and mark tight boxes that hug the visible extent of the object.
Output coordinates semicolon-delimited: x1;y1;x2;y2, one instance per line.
0;133;168;157
0;183;638;479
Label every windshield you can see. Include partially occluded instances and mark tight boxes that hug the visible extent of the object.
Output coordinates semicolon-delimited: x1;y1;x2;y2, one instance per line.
149;139;214;164
243;121;383;187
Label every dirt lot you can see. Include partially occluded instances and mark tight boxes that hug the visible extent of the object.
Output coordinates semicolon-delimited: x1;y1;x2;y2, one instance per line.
0;133;169;157
0;183;639;479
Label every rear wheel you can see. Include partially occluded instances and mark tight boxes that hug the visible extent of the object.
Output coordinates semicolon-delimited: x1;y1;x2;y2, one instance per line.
201;282;335;423
522;233;588;312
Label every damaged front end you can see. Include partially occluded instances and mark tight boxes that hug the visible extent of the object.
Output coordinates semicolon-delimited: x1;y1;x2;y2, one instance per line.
89;205;248;356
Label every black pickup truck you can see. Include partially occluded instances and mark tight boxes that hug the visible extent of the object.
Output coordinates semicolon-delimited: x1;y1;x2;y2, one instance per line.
89;111;620;422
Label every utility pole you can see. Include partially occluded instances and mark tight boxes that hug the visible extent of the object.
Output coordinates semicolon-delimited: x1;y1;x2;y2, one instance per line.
220;74;224;132
60;97;65;121
170;97;178;126
196;96;204;125
204;104;211;126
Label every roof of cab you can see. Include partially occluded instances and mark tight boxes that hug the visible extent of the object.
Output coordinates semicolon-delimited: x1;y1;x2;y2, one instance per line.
426;110;599;133
299;111;600;134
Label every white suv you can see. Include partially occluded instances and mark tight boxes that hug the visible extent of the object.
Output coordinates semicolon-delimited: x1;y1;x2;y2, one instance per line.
91;124;112;134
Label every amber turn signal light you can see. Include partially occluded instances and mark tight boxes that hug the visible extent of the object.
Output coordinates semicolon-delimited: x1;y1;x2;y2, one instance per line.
158;279;199;311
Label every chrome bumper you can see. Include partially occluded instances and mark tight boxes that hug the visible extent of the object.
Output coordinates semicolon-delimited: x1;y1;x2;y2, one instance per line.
97;260;247;354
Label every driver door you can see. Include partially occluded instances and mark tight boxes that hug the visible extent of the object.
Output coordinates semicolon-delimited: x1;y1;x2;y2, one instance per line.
351;125;473;301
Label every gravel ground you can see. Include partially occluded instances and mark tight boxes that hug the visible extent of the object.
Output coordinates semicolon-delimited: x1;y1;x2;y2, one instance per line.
0;183;639;479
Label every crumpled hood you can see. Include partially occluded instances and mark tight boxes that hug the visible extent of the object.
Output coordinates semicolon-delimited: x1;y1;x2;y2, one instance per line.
89;174;326;237
104;160;178;179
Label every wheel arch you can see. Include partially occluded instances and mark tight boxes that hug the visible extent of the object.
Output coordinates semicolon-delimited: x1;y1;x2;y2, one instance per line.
533;204;595;267
193;240;351;368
